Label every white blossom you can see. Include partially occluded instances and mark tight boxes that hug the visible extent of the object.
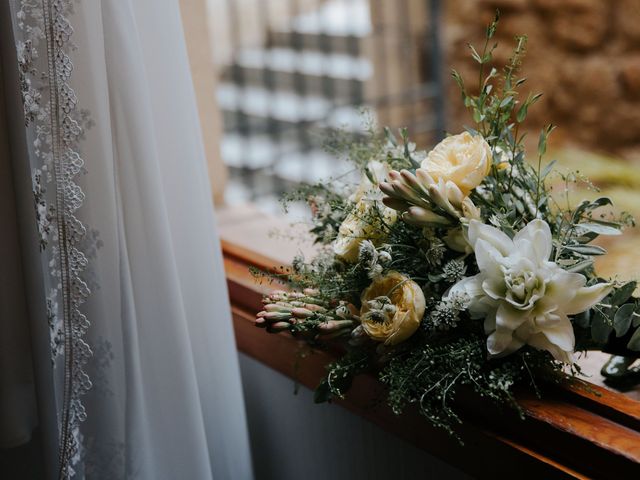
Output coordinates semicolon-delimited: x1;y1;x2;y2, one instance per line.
448;219;612;363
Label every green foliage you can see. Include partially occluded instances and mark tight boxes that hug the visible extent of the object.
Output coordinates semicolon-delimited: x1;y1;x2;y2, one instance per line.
589;282;640;351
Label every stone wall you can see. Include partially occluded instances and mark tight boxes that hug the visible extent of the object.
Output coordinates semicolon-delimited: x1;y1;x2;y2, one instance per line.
443;0;640;155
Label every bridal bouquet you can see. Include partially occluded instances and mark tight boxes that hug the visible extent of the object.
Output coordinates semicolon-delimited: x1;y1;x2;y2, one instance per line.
253;15;640;435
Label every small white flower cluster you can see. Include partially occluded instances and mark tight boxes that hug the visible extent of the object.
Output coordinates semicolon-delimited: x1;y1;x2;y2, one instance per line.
442;258;467;283
358;240;391;279
428;292;471;331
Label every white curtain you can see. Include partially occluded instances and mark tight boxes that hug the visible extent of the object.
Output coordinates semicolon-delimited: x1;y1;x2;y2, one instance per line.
1;1;254;479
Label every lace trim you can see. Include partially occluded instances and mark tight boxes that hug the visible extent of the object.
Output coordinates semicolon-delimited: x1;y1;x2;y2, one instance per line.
16;1;92;478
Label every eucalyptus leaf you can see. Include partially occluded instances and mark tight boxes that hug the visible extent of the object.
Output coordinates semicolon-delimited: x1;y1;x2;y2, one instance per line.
573;310;590;329
611;282;637;306
614;303;635;337
626;327;640;351
591;311;613;344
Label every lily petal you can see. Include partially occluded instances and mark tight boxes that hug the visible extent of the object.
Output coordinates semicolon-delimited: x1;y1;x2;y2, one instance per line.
564;282;613;315
538;268;585;313
487;327;514;355
448;275;492;318
539;313;575;351
496;303;529;331
527;332;574;363
487;327;524;356
475;238;507;279
468;220;514;256
513;219;552;263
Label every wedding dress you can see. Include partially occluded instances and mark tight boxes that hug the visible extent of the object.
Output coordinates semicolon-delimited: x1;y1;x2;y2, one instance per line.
0;1;253;478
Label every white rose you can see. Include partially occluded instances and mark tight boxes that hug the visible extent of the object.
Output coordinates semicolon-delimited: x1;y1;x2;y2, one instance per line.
421;132;492;194
448;219;612;363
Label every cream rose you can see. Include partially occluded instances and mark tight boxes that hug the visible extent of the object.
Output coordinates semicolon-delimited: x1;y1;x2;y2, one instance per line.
334;162;397;262
421;132;492;194
360;271;426;345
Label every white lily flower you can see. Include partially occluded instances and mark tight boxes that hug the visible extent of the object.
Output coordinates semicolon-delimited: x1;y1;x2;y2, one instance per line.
448;219;612;363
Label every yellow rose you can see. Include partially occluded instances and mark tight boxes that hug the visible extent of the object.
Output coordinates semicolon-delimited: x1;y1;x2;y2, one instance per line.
421;132;492;194
360;271;425;345
334;161;396;262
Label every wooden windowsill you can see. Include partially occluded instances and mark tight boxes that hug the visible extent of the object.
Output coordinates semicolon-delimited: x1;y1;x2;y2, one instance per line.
218;204;640;479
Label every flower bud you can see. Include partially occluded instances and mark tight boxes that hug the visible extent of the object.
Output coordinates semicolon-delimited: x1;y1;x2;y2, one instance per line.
403;206;450;226
263;304;293;313
290;301;326;312
378;251;392;264
317;319;355;332
258;311;292;322
266;321;291;333
291;307;315;318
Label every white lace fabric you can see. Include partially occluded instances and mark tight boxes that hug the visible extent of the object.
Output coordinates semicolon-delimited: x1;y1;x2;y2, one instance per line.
7;1;254;479
14;0;92;476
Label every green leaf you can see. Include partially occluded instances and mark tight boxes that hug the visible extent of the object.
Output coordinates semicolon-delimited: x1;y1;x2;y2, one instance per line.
574;310;590;329
537;124;556;157
566;259;594;273
487;10;500;38
540;160;557;180
564;244;607;256
575;231;599;244
468;44;483;64
384;127;397;147
611;282;637;306
626;327;640;351
614;303;635;337
516;103;528;123
590;197;614;208
499;96;513;108
451;69;465;88
576;223;622;236
591;311;613;344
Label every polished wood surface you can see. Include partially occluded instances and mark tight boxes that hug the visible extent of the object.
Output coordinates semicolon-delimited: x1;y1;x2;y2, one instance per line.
219;205;640;478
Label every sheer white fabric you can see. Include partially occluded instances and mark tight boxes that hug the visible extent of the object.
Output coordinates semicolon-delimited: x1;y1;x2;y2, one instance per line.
52;1;253;478
71;0;252;479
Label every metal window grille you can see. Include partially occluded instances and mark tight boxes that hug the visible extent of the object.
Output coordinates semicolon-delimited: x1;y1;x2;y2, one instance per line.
215;0;445;210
